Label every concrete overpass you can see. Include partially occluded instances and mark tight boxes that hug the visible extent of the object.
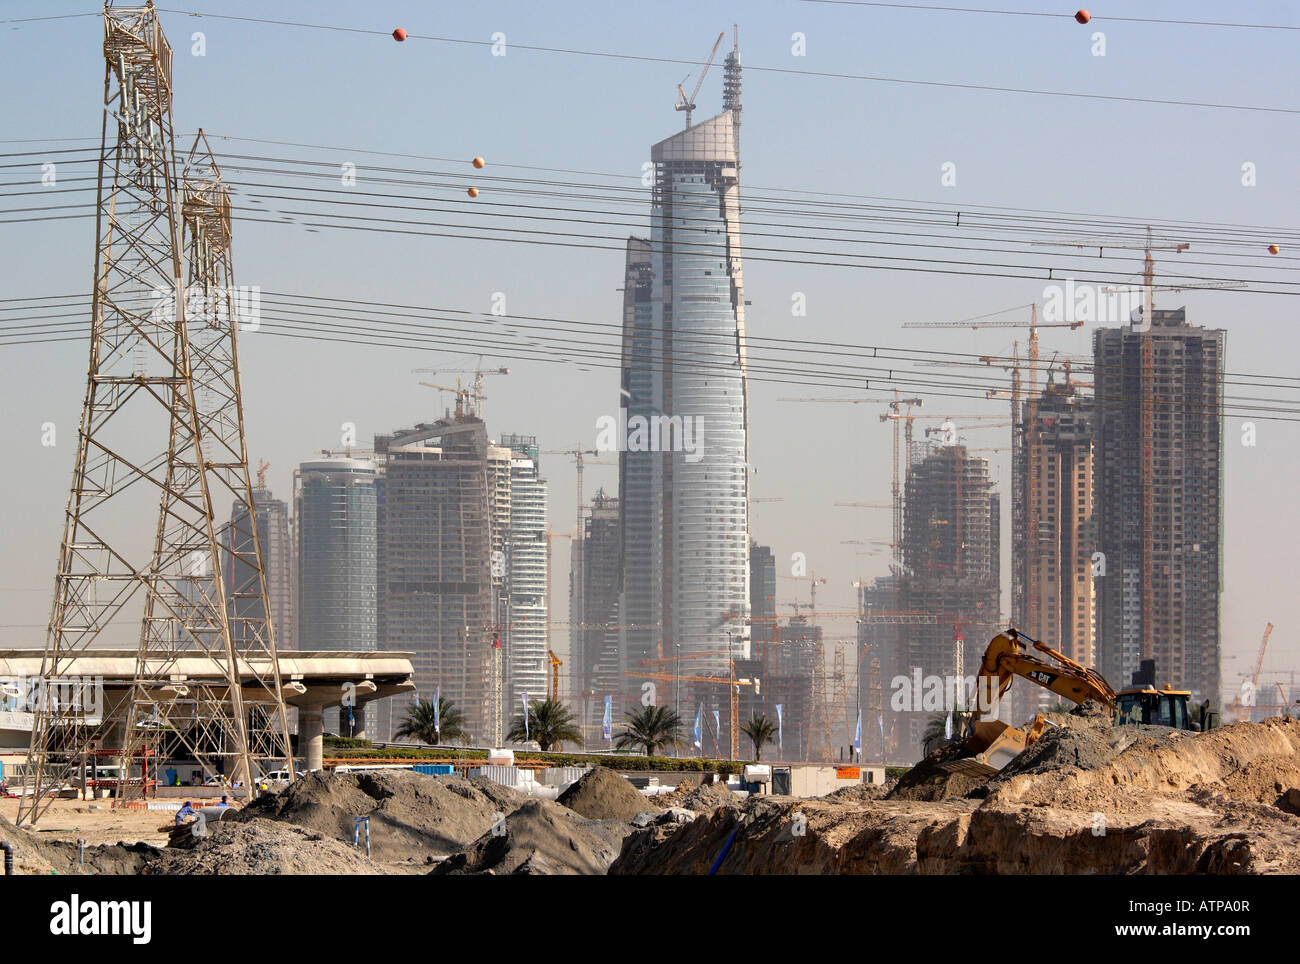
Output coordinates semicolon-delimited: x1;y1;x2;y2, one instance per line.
0;649;415;771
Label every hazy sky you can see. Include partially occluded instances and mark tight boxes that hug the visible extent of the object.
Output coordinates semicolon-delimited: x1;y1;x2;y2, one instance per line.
1;1;1296;699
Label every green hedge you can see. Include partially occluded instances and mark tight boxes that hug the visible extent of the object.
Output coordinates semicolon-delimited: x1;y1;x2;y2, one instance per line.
322;736;373;749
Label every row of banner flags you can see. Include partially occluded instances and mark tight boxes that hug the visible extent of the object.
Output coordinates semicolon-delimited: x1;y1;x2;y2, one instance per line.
415;688;886;759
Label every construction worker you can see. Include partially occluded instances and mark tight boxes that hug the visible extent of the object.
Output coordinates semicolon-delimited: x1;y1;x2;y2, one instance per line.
174;800;198;826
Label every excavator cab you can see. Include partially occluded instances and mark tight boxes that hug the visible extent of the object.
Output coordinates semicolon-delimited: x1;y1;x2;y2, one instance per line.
1115;687;1192;729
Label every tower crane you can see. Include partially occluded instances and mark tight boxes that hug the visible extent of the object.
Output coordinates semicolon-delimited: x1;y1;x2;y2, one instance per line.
1230;621;1275;722
879;393;924;572
419;381;471;418
675;32;726;129
542;448;612;656
412;359;509;420
547;649;562;702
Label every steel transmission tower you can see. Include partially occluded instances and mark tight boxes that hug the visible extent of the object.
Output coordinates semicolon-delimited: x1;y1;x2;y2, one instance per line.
20;3;291;824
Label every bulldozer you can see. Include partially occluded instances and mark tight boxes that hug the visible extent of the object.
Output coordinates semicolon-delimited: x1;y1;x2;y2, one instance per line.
946;627;1215;775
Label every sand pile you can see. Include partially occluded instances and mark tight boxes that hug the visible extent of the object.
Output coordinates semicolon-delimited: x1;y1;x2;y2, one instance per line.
235;770;528;864
822;780;897;803
557;767;657;821
432;800;631;875
149;819;380;875
886;743;986;801
677;780;741;812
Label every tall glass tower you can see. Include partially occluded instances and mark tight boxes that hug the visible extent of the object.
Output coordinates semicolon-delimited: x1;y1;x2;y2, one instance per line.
295;457;378;654
620;45;751;724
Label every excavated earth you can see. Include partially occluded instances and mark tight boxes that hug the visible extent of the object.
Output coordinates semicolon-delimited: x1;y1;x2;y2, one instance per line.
6;714;1298;874
610;714;1300;875
232;769;532;870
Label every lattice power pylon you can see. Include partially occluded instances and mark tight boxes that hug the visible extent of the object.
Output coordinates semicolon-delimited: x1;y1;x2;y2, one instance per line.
20;3;291;824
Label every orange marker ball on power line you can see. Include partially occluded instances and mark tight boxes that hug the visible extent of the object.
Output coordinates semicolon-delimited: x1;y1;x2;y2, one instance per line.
467;187;479;198
472;157;486;169
1268;244;1280;254
1075;10;1090;24
392;28;407;42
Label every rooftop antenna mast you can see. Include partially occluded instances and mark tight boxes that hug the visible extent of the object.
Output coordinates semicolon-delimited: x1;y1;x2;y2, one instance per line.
722;25;742;148
675;31;725;129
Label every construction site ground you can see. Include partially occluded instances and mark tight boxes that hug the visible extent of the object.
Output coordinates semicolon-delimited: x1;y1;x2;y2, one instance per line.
2;709;1298;874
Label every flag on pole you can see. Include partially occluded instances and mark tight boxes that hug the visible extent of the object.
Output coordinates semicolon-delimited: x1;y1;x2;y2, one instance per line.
776;703;784;751
878;713;885;756
712;709;721;751
521;692;530;740
693;704;703;750
433;685;441;736
854;710;862;757
944;709;953;741
601;695;612;741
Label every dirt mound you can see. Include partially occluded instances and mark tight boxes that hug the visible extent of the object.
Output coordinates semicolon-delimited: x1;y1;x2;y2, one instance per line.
656;777;699;808
992;717;1300;811
678;780;740;812
557;767;657;822
994;717;1169;781
613;718;1300;875
887;744;986;801
432;800;631;875
0;813;70;874
1203;753;1300;811
148;817;380;875
235;770;529;863
822;780;897;803
612;796;976;875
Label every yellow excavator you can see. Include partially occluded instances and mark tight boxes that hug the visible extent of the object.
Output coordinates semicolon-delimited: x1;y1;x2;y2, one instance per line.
950;627;1210;774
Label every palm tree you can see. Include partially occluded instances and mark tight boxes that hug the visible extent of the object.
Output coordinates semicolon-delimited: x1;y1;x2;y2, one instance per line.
614;705;683;757
506;698;583;752
395;697;466;745
740;714;777;761
922;711;949;750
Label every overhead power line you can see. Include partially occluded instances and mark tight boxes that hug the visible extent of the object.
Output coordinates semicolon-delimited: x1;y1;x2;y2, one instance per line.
144;9;1299;115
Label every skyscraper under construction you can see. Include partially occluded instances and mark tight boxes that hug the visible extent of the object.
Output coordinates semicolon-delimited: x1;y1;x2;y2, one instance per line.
618;35;750;721
897;443;1001;757
1093;309;1225;703
1007;374;1097;721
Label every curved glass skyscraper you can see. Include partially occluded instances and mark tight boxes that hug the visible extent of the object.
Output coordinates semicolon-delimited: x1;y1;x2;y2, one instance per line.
619;59;751;721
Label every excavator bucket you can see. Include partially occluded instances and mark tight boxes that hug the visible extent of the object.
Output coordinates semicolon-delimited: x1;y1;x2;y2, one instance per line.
939;719;1034;776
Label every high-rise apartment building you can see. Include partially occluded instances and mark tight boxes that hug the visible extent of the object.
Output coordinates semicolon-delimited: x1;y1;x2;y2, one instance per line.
295;457;378;736
1093;309;1224;702
1015;377;1097;668
225;482;295;652
500;434;548;709
295;458;377;654
574;490;621;696
375;417;497;741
